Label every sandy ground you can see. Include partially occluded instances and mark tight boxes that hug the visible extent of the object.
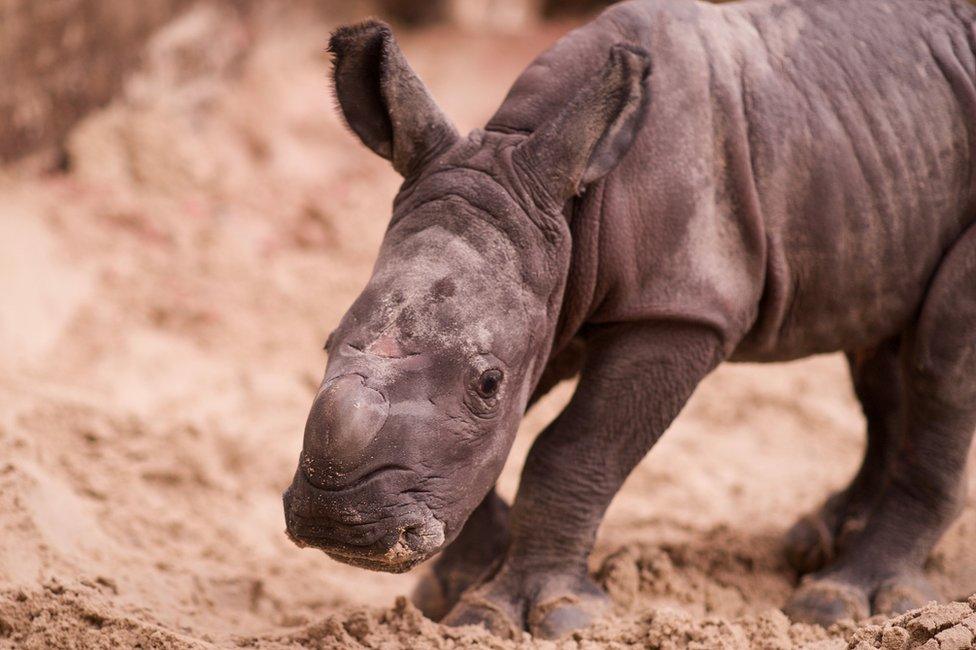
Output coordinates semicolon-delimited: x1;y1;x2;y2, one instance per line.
1;5;974;649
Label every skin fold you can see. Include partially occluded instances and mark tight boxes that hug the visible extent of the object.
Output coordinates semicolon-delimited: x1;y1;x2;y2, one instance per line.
283;0;976;639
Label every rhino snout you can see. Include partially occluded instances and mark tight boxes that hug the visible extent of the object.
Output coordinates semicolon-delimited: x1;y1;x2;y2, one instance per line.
300;373;388;486
282;468;446;572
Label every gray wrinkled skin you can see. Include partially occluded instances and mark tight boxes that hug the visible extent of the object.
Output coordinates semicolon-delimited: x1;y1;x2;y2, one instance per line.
284;0;976;639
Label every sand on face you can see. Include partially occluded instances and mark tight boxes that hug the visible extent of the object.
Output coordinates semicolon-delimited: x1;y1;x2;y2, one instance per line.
0;5;974;649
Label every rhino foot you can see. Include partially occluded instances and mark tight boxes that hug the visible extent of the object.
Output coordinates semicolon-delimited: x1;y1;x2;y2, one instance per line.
412;556;501;622
441;565;610;640
783;490;871;576
784;576;871;625
871;573;940;617
411;490;510;621
784;571;938;627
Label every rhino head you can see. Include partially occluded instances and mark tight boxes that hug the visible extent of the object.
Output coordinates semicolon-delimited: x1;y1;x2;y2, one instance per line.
283;20;650;572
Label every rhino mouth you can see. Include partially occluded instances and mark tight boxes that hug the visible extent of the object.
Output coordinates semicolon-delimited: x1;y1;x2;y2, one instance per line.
283;467;447;573
286;513;446;573
316;517;445;572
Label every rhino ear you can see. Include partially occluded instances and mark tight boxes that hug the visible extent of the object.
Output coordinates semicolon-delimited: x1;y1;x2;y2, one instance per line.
514;44;651;205
329;20;459;177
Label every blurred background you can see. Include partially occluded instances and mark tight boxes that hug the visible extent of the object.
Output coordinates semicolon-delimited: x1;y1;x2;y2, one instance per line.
1;0;617;168
0;1;973;648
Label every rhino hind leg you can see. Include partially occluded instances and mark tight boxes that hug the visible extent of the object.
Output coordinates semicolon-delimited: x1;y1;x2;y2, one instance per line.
785;222;976;626
411;489;510;620
784;340;906;575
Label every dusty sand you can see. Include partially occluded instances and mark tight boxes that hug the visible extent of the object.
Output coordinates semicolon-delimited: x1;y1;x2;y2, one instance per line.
1;5;974;649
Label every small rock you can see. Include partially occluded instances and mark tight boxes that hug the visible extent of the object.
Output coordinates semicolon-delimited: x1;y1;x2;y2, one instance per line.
960;614;976;636
850;642;876;650
933;624;974;650
848;624;882;647
880;626;909;650
905;602;974;641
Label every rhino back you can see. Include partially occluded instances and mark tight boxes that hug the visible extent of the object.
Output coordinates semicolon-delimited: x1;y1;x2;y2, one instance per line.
731;0;976;359
490;0;976;360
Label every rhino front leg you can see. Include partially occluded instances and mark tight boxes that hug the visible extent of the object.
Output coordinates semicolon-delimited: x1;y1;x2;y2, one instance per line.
413;342;588;620
442;322;724;639
411;489;510;620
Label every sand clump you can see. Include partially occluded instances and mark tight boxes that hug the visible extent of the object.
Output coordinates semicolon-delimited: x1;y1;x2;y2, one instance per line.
846;597;976;650
1;4;974;649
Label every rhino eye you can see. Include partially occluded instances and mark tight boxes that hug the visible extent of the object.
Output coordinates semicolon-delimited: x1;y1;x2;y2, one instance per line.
477;369;503;398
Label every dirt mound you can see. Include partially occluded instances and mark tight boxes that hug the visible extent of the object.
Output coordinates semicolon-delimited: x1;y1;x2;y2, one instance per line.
847;598;976;650
0;4;973;650
0;0;193;163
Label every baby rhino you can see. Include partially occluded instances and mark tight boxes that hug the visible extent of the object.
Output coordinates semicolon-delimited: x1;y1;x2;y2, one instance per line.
283;0;976;639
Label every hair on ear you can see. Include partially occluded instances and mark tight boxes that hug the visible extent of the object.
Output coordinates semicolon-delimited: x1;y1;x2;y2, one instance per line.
328;20;396;160
328;19;458;177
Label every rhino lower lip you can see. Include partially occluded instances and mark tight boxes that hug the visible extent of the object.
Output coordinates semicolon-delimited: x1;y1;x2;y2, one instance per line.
324;549;431;573
284;524;392;556
324;521;446;572
288;530;441;573
285;512;400;549
286;508;446;570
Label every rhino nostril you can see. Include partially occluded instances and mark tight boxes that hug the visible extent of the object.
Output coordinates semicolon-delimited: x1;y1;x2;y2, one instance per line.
401;517;446;554
302;374;389;483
